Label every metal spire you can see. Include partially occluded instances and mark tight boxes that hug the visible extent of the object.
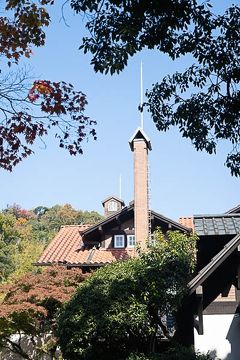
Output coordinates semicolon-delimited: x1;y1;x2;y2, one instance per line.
140;61;144;129
119;173;122;199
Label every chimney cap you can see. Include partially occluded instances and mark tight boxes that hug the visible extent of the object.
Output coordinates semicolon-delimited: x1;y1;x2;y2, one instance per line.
129;127;152;151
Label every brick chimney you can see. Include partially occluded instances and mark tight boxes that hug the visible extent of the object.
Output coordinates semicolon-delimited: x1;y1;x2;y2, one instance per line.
129;128;152;251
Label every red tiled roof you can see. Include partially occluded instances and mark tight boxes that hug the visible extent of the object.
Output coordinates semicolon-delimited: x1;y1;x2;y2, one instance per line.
37;224;135;266
179;217;194;230
65;248;135;266
37;225;89;265
38;208;191;267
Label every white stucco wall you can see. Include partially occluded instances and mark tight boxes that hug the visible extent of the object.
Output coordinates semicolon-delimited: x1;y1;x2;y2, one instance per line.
194;313;240;360
0;334;61;360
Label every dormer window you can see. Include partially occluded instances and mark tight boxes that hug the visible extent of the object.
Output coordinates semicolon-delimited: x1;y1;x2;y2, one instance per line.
114;235;125;248
108;201;117;212
102;196;125;217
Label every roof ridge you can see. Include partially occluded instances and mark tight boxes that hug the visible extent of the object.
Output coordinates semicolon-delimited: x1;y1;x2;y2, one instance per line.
150;209;191;232
194;214;240;218
60;224;91;228
225;203;240;214
81;204;133;235
101;195;125;205
98;248;135;251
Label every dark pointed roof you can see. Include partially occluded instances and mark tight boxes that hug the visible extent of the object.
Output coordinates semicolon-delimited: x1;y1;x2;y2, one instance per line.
81;204;190;238
225;204;240;214
102;196;125;207
129;127;152;151
188;233;240;295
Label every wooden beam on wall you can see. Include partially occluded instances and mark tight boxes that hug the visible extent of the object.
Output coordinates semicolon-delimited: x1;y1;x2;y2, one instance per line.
115;215;121;228
237;245;240;289
194;285;204;335
236;245;240;301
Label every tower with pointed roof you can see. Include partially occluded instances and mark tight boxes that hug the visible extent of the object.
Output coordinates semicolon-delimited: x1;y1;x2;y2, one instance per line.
129;127;152;251
102;196;125;217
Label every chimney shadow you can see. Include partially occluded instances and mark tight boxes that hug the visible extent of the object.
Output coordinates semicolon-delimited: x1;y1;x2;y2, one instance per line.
224;306;240;360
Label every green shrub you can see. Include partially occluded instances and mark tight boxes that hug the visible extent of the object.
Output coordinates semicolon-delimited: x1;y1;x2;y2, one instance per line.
127;346;214;360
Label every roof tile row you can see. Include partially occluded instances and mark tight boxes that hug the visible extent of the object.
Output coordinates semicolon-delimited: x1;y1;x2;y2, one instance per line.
194;215;240;236
37;225;88;264
37;224;135;266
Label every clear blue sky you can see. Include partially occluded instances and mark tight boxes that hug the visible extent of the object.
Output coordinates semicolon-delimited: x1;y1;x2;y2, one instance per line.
0;1;239;220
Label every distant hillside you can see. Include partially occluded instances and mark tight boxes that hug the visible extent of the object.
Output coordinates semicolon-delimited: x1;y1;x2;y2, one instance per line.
0;204;103;283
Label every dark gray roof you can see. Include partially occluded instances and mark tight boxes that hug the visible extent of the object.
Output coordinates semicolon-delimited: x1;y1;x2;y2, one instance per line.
151;210;191;233
194;214;240;236
81;204;133;236
101;196;125;206
81;205;190;237
188;233;240;295
225;204;240;214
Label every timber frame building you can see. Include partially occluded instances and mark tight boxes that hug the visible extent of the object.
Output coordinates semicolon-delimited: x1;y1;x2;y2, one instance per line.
180;206;240;358
37;128;240;359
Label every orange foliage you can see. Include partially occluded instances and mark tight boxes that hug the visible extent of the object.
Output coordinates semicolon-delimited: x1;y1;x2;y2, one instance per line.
16;217;27;225
0;266;88;318
0;266;88;358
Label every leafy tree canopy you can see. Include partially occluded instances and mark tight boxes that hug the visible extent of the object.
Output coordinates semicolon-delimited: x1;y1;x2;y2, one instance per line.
0;203;103;282
0;241;15;283
0;0;96;171
0;266;87;359
58;230;197;360
127;346;213;360
71;0;240;175
29;203;104;235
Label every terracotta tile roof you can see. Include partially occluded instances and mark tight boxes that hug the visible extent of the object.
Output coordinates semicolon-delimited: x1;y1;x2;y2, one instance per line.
37;225;89;265
37;205;191;267
179;217;194;230
36;224;135;266
65;248;135;266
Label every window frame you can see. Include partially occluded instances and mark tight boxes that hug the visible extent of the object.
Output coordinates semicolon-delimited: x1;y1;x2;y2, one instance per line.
127;234;136;248
108;200;117;212
114;234;125;248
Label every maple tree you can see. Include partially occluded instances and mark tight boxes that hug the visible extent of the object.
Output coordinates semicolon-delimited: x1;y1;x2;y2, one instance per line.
0;266;87;359
0;0;96;171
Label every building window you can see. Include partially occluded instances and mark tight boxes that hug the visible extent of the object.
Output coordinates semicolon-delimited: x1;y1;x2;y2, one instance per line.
108;201;117;212
114;235;125;248
127;235;135;248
